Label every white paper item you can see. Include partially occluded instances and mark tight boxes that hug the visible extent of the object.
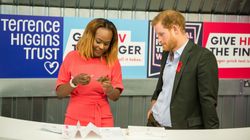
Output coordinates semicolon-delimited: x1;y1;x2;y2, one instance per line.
81;122;102;139
128;126;167;137
61;125;75;139
100;127;125;140
61;121;102;139
42;122;125;140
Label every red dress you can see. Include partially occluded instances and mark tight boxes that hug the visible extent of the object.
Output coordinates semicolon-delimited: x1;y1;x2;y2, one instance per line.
56;51;124;127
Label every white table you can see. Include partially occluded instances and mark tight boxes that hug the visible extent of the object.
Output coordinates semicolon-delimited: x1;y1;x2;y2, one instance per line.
0;116;249;140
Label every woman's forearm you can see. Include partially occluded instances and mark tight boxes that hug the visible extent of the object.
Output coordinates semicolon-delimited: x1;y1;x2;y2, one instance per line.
56;83;74;98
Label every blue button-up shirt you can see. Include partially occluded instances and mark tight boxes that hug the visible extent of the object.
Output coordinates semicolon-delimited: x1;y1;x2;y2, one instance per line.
152;41;188;127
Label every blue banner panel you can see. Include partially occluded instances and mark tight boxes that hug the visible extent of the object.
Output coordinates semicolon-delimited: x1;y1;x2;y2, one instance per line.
63;17;148;79
0;14;63;78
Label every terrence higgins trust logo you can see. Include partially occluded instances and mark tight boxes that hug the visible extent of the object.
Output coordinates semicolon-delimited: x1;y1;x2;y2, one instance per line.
147;22;203;78
0;14;63;78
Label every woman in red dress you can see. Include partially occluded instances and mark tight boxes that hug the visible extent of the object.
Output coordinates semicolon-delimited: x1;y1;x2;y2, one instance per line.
56;18;124;127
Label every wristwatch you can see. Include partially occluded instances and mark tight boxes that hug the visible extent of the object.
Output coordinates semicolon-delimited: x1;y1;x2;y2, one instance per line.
69;78;77;88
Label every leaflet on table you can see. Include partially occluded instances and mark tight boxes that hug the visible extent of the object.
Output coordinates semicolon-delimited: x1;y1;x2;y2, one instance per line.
41;121;125;140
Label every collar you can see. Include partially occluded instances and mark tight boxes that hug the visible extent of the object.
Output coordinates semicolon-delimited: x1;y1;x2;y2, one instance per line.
175;40;188;56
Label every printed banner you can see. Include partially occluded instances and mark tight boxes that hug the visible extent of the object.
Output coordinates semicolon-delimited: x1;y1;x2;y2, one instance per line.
0;14;63;78
1;14;249;79
0;15;148;79
203;22;250;78
64;17;148;79
147;22;203;78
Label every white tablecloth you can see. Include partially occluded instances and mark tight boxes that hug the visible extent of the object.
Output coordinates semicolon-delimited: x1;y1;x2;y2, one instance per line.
0;116;249;140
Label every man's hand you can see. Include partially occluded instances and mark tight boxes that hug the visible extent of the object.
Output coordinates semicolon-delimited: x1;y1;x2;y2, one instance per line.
147;100;156;119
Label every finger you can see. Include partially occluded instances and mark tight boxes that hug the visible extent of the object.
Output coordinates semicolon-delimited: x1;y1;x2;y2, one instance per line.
78;77;91;85
97;75;110;82
147;110;152;119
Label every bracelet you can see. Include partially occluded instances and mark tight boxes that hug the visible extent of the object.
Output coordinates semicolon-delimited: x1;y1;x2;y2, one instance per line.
69;78;77;88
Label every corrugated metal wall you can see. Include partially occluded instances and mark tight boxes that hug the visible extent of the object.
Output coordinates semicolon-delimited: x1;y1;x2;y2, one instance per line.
1;79;250;128
0;5;250;128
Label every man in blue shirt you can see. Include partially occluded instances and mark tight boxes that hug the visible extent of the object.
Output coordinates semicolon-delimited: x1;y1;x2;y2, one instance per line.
147;10;219;129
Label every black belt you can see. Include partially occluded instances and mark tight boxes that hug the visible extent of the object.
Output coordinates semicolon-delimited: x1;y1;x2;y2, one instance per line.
147;113;172;129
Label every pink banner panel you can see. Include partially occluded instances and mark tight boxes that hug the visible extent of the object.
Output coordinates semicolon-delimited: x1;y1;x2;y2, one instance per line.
202;22;250;79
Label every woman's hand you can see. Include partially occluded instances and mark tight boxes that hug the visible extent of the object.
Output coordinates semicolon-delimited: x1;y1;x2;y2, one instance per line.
97;76;114;95
96;76;121;101
72;73;92;86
